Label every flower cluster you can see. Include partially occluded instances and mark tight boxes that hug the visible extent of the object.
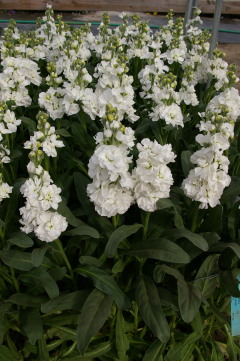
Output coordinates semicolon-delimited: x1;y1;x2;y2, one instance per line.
87;104;135;217
0;102;21;202
133;139;176;212
182;88;240;208
20;112;67;242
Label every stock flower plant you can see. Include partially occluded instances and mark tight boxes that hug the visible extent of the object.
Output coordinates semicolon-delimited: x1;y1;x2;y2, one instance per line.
0;5;240;360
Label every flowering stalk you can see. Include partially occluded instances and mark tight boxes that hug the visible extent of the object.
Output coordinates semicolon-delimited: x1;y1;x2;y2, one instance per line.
182;88;240;209
20;111;68;242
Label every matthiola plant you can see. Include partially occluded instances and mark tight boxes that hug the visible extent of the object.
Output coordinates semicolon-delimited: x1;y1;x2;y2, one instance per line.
0;6;240;361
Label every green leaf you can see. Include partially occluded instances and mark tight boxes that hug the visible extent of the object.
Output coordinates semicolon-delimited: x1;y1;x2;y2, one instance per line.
143;339;164;361
0;250;33;271
47;326;76;341
20;309;43;345
0;345;16;361
157;198;184;229
65;225;99;239
153;266;166;283
199;205;223;235
31;246;49;267
38;271;59;299
20;116;37;132
181;150;193;178
221;176;240;204
57;201;82;227
76;289;113;355
23;269;59;299
74;172;94;217
135;275;170;342
105;224;143;257
76;265;130;309
220;269;240;297
162;229;208;251
0;313;4;345
165;332;201;361
79;256;102;268
55;128;71;137
4;179;26;229
37;337;49;361
41;290;90;313
177;278;201;323
7;232;34;248
63;342;113;360
228;202;240;240
157;264;182;280
116;310;129;361
210;243;240;259
191;311;203;336
194;255;219;299
6;293;42;308
125;239;190;264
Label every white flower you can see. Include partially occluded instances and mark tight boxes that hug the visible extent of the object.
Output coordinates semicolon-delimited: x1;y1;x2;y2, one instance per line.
87;182;134;217
0;182;12;202
34;211;68;242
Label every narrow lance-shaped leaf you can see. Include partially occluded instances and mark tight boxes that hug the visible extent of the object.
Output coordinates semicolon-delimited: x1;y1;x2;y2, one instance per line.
125;238;190;264
161;229;208;251
0;345;17;361
8;232;34;248
165;332;201;361
0;250;33;271
105;224;143;257
31;245;49;267
116;309;129;361
135;275;170;342
143;339;164;361
77;289;113;355
20;309;43;345
178;278;202;323
194;254;219;299
76;265;130;309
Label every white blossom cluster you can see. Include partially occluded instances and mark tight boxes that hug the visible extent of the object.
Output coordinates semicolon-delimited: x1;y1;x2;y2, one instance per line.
20;112;67;242
0;57;42;107
182;88;240;208
133;139;176;212
87;105;135;217
0;103;22;203
0;144;12;202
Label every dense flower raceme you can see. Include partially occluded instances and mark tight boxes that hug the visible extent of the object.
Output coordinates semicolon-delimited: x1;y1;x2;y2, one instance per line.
0;102;21;202
0;6;239;226
182;88;240;208
20;112;68;242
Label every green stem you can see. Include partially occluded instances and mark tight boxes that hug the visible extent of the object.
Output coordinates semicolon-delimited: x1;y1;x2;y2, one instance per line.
55;238;75;286
191;203;199;233
143;211;150;241
112;215;118;228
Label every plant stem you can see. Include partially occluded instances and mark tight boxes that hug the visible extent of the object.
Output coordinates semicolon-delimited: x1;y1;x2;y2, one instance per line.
143;211;150;241
112;215;118;228
55;238;75;286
